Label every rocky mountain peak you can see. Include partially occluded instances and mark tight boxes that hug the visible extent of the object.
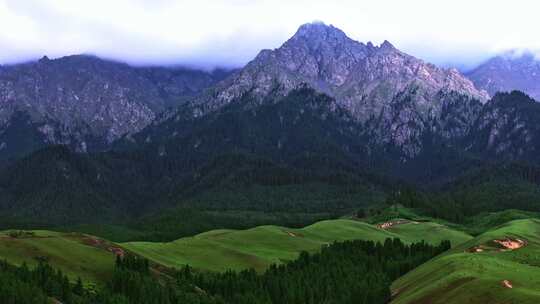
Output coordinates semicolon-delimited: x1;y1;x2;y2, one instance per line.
281;22;371;67
289;22;351;44
39;55;51;63
379;40;396;51
204;23;487;114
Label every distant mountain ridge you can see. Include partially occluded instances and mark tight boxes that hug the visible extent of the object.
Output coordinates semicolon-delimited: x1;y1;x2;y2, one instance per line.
466;51;540;100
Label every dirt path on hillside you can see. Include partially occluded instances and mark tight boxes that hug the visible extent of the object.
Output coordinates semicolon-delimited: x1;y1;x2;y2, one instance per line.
81;236;125;257
283;231;303;238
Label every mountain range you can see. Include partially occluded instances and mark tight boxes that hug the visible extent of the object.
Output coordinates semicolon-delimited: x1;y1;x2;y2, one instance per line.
1;22;540;229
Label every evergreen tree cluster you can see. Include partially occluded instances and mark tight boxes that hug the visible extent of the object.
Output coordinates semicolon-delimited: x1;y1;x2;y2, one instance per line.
0;260;81;304
182;238;450;304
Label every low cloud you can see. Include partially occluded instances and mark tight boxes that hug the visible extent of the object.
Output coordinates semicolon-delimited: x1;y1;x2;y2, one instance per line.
1;0;539;69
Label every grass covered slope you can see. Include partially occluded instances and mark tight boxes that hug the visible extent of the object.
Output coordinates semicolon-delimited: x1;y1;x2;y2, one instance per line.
0;230;117;284
391;219;540;304
123;219;472;272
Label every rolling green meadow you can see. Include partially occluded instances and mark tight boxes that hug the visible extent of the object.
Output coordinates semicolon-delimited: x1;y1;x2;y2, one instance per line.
0;218;472;281
123;218;471;272
1;211;540;303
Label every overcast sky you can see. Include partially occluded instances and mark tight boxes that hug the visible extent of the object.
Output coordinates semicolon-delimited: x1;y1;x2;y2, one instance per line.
0;0;539;70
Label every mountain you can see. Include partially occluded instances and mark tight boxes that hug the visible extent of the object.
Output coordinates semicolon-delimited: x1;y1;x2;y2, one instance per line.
113;23;540;212
0;55;231;158
466;51;540;100
130;22;488;160
3;22;540;231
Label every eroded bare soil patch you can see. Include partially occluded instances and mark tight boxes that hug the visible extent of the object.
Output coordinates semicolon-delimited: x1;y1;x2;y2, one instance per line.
377;219;412;230
467;237;527;253
501;280;513;289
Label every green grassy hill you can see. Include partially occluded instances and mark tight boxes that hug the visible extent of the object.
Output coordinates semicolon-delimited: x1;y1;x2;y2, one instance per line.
0;230;118;284
391;219;540;304
123;219;472;272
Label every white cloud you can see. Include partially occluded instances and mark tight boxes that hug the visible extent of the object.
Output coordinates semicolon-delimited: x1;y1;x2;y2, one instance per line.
0;0;539;69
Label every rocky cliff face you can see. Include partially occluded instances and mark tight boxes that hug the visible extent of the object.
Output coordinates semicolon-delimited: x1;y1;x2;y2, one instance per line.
466;52;540;101
0;55;230;157
146;22;488;158
468;91;540;162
